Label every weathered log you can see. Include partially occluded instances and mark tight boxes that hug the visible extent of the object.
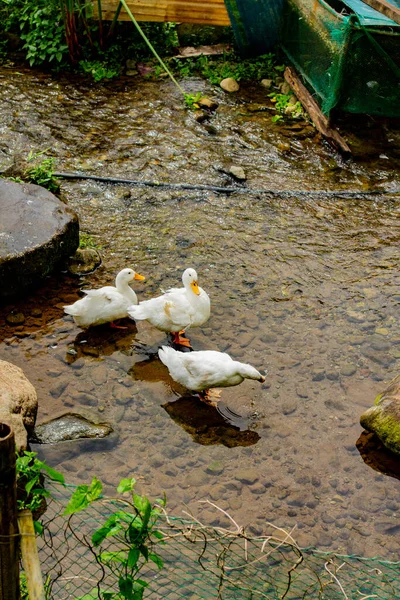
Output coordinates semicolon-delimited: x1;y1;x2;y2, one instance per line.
0;423;19;600
18;510;46;600
284;66;351;155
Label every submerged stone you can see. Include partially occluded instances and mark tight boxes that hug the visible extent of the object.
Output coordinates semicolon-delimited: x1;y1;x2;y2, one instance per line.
0;179;79;299
360;374;400;455
32;413;113;444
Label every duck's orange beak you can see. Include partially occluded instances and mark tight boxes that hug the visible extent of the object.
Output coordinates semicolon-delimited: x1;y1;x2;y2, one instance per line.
191;281;200;296
134;273;145;281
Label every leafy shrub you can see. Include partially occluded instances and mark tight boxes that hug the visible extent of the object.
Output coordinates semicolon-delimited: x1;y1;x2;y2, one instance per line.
5;0;68;66
65;477;166;600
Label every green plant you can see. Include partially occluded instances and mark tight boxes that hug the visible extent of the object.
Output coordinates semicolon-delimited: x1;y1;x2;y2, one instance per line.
170;52;283;85
16;451;65;533
184;91;202;109
12;0;69;66
79;59;120;81
65;477;166;600
79;232;101;249
25;151;60;193
269;91;304;121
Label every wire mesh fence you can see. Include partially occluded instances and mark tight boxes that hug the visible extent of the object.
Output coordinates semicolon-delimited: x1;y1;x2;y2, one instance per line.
36;482;400;600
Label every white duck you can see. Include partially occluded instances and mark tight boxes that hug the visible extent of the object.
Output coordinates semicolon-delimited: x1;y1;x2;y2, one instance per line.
64;267;145;328
128;268;210;347
158;346;265;405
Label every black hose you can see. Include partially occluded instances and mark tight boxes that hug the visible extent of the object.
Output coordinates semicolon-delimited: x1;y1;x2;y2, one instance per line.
54;172;400;198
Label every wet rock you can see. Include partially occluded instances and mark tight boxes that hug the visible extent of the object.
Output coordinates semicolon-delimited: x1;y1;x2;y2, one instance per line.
0;180;79;299
346;310;365;323
260;79;272;89
32;413;113;444
206;460;224;475
360;374;400;455
312;370;325;382
194;110;209;123
186;470;209;486
229;165;246;181
50;380;69;398
6;311;25;326
340;364;357;377
113;384;133;405
280;81;291;95
67;247;102;275
220;78;239;93
235;469;258;484
281;399;298;414
326;371;339;381
0;360;38;450
361;348;394;367
277;142;291;152
197;97;219;111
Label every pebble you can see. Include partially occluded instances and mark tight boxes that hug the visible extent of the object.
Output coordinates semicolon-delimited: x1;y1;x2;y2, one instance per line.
206;461;224;475
312;370;325;381
235;469;259;485
229;165;246;181
340;364;357;376
281;399;297;414
220;77;239;92
6;311;25;325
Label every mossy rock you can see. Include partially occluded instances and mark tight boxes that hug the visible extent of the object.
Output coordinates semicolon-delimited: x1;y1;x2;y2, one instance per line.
360;374;400;455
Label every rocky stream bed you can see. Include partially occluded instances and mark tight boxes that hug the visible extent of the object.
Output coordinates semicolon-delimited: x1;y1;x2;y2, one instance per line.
0;63;400;560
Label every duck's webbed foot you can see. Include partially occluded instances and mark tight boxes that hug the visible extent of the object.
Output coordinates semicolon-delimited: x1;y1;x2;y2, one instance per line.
199;389;222;407
172;330;192;348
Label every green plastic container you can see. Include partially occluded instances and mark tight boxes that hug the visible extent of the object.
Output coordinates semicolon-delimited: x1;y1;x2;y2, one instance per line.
280;0;400;117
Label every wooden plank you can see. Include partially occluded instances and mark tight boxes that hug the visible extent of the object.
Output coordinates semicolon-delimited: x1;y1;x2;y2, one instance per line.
361;0;400;25
284;66;352;155
94;0;231;24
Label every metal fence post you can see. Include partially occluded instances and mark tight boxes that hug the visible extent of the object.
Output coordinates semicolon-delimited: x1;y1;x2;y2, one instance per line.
0;423;19;600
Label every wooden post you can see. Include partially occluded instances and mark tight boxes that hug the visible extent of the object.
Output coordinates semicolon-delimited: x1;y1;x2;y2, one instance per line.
18;510;46;600
0;423;19;600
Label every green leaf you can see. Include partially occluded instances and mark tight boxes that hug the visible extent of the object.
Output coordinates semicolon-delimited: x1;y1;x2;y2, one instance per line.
42;464;65;484
127;547;140;569
139;545;149;561
99;551;127;565
117;478;135;494
119;576;133;599
149;552;163;570
33;520;44;535
63;477;102;515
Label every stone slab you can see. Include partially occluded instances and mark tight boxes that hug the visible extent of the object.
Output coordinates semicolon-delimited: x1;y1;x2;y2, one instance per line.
0;179;79;299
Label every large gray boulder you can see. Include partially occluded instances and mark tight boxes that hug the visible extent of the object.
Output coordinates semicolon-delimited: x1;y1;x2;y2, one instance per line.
360;374;400;456
0;179;79;299
0;360;38;451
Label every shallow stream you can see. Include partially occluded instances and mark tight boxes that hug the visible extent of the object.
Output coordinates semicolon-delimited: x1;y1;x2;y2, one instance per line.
1;64;400;559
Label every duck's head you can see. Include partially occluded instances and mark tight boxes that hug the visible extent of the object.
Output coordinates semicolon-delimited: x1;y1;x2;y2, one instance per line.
118;268;146;284
182;268;200;296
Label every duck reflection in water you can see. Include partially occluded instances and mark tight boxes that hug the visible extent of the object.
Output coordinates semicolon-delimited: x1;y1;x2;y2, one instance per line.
130;351;261;448
65;322;138;363
162;394;260;448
